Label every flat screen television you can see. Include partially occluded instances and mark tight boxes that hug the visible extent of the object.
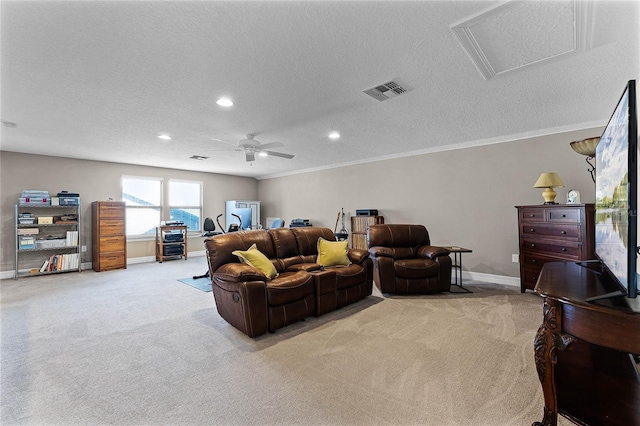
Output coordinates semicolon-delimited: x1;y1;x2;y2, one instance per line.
591;79;638;301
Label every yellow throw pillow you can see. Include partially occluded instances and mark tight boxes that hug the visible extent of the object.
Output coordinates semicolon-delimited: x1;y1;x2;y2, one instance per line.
317;237;351;267
232;243;278;280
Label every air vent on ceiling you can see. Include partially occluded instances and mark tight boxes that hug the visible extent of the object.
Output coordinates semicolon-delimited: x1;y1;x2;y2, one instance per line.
363;80;407;101
189;155;209;160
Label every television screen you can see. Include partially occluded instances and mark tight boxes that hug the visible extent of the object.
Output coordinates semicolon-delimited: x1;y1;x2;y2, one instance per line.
594;80;638;299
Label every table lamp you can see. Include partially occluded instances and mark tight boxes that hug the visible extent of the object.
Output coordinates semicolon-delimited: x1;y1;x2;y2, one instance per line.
533;172;564;204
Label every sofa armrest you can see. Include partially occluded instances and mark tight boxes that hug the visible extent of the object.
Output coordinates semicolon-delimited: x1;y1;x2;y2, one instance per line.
213;262;268;283
348;248;370;264
368;246;395;258
211;265;269;338
417;245;450;260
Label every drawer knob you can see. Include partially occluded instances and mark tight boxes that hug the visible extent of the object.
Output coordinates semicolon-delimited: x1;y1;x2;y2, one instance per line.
561;248;567;252
531;259;537;264
530;214;535;217
562;214;567;217
561;231;567;234
531;243;536;247
530;228;535;232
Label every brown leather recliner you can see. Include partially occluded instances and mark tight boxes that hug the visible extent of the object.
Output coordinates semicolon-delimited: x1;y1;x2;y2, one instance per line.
367;224;452;294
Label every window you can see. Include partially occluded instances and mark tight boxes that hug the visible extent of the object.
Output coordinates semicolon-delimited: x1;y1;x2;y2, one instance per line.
169;180;202;232
122;176;162;237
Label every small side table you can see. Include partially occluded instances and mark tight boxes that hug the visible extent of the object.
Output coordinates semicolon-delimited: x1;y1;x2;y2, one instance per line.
155;225;188;262
442;246;472;293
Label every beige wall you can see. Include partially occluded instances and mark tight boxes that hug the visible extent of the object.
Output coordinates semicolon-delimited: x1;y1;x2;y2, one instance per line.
1;152;258;272
258;127;602;278
2;126;602;279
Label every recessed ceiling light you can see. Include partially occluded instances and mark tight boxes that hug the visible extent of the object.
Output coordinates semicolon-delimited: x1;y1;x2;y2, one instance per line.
329;132;340;140
216;97;233;107
258;152;268;157
158;134;172;140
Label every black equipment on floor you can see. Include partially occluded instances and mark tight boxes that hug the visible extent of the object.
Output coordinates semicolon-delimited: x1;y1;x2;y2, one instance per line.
192;214;228;280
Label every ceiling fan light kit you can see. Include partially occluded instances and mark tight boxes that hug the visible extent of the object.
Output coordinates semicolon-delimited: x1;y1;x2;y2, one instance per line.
209;134;294;162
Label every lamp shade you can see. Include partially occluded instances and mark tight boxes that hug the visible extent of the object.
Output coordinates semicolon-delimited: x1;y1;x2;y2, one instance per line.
570;137;599;156
533;172;564;188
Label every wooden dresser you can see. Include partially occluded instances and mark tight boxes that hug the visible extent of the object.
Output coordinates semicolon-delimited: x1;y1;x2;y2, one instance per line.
92;201;127;272
516;204;594;293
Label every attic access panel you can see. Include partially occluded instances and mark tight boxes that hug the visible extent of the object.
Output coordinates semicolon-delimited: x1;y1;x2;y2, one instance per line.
451;0;593;80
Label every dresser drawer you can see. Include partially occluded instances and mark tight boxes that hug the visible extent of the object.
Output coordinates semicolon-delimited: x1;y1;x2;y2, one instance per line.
521;224;581;240
99;236;125;252
548;208;581;223
522;238;581;259
97;253;126;271
98;203;125;219
519;208;547;222
521;266;543;290
99;220;125;236
522;253;559;269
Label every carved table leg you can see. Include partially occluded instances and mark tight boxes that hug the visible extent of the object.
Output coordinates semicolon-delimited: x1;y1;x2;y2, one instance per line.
532;298;576;426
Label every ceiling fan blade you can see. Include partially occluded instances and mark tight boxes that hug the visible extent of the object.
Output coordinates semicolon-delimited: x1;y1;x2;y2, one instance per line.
256;141;284;150
263;150;294;159
210;137;238;146
202;146;241;152
245;152;255;162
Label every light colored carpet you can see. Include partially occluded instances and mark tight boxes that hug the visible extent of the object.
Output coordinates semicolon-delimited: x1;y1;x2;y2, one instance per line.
1;257;571;425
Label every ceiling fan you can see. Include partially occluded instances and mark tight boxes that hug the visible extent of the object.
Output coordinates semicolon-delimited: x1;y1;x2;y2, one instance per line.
210;134;295;162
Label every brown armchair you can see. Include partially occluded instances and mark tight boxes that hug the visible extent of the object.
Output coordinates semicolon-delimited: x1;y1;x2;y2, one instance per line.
367;224;452;294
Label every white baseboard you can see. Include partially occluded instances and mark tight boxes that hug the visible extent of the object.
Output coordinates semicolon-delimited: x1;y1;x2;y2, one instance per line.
462;271;520;287
127;251;207;265
2;254;517;287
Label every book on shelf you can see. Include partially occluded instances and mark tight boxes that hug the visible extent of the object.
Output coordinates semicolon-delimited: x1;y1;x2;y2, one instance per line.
18;228;39;235
350;215;384;233
66;230;79;246
350;215;384;250
40;252;79;272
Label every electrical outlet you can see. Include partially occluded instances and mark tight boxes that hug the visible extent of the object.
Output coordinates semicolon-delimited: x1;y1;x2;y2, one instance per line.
81;245;87;252
512;254;519;263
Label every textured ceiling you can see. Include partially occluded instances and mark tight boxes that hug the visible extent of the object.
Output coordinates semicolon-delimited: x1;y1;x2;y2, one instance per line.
1;1;639;179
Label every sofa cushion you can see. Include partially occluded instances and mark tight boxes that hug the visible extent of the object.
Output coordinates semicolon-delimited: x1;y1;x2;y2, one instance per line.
233;243;278;280
331;264;368;290
291;227;336;256
266;271;314;306
394;258;439;279
317;237;351;267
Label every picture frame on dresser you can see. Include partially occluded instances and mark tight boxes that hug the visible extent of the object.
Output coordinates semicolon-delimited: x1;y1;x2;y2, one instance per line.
515;204;595;293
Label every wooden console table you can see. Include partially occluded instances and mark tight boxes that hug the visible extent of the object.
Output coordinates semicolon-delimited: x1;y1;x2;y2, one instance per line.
533;261;640;426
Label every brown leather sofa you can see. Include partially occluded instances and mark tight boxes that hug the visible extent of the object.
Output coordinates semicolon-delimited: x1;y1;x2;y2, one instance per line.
205;227;373;337
367;224;452;294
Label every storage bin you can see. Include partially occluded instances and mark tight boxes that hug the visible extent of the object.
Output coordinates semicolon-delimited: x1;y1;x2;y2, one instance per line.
19;236;36;250
35;239;66;249
38;216;54;224
59;197;80;206
19;197;50;206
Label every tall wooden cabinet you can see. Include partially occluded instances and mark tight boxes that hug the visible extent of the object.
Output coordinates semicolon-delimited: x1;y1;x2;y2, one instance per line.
92;201;127;272
516;204;594;293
